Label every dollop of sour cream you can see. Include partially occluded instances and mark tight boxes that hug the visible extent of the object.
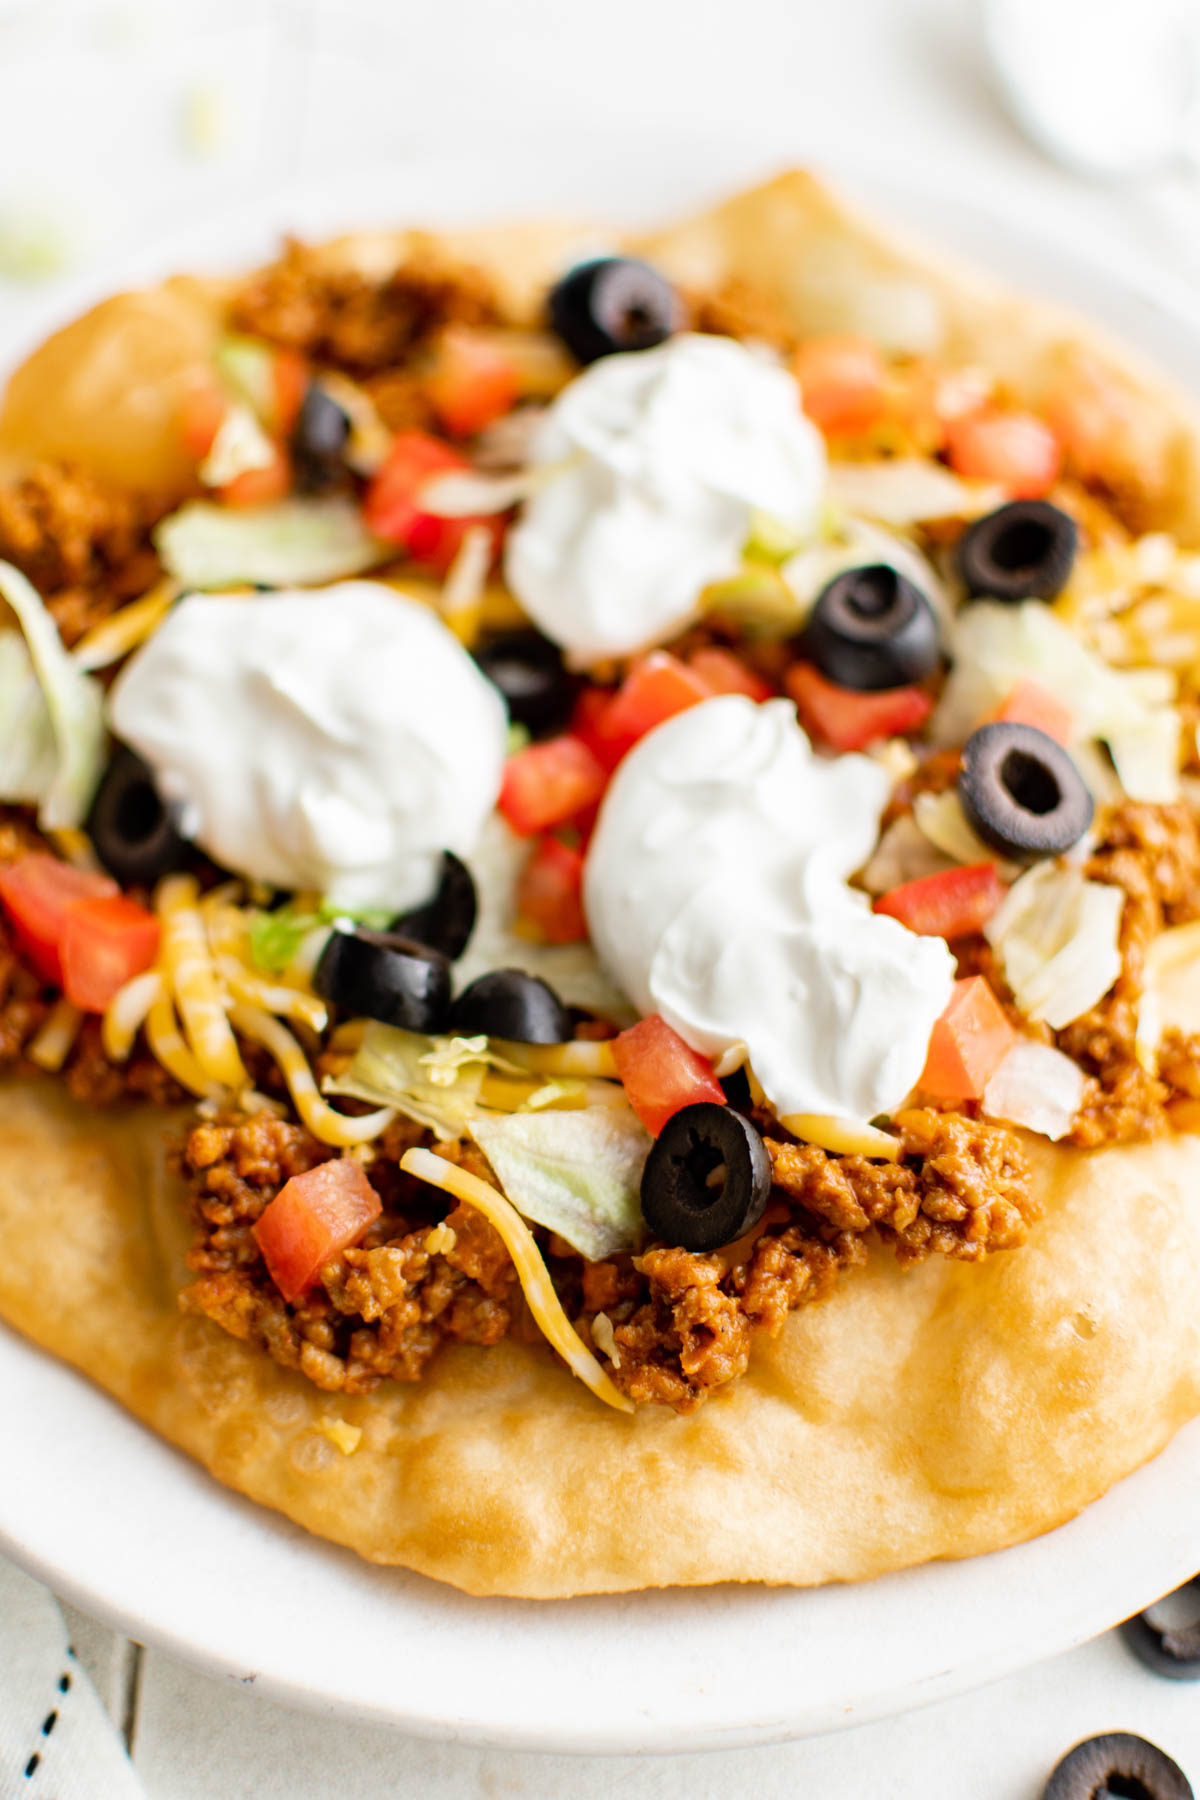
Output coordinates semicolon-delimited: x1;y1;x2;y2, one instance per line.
505;333;826;664
584;696;956;1122
108;581;508;910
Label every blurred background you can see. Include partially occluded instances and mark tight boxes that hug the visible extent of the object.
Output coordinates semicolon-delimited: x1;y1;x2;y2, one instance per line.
1;0;1199;354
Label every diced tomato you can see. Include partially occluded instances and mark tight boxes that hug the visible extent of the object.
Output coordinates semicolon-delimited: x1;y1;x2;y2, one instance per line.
919;976;1016;1102
875;863;1005;939
989;677;1074;745
0;854;117;985
499;734;608;836
611;1014;726;1137
793;335;887;436
1042;353;1136;480
59;894;160;1013
892;361;994;453
219;442;292;508
253;1159;381;1304
569;685;618;763
272;349;309;436
945;407;1062;498
365;429;501;575
785;662;932;752
178;379;228;462
687;647;773;702
427;327;520;439
516;834;587;944
596;652;713;765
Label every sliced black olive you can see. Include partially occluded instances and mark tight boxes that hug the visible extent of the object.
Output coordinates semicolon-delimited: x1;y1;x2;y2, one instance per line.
1122;1579;1200;1681
450;968;571;1043
640;1103;771;1254
291;383;351;493
390;852;477;962
1041;1732;1192;1800
548;257;681;365
473;630;579;738
314;928;451;1033
85;746;187;886
959;721;1093;859
957;499;1078;602
799;564;940;692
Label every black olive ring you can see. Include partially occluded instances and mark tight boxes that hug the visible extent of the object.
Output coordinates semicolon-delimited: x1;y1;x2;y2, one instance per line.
314;928;452;1034
391;851;479;963
959;721;1093;860
548;256;681;365
1121;1578;1200;1682
957;498;1078;603
1040;1731;1193;1800
640;1102;772;1254
801;563;941;692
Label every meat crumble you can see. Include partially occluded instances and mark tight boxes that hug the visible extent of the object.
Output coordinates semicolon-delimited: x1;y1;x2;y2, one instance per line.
178;1106;1034;1414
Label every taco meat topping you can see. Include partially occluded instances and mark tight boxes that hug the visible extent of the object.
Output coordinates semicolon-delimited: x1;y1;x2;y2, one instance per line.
178;1105;1034;1412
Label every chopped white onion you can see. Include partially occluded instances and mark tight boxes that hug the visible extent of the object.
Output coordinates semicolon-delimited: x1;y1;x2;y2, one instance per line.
982;1039;1086;1140
827;459;1002;525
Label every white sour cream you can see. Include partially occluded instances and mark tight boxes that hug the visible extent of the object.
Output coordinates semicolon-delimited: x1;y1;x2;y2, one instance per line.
584;696;956;1122
108;581;508;910
505;334;826;664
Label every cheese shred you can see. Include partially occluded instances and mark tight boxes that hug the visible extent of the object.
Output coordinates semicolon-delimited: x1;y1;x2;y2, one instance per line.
156;875;247;1087
146;989;225;1099
228;1003;396;1147
780;1113;903;1161
400;1145;635;1414
102;968;164;1062
27;997;84;1072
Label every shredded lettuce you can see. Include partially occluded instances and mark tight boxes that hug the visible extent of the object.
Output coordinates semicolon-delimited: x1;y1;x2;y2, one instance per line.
214;335;277;421
325;1022;493;1139
0;561;105;827
154;498;389;590
248;897;391;974
982;1038;1086;1140
932;602;1181;803
826;459;1001;525
985;862;1123;1029
467;1104;650;1260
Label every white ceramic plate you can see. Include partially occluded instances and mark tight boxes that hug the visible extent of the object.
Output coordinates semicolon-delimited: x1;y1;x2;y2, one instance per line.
3;141;1200;1755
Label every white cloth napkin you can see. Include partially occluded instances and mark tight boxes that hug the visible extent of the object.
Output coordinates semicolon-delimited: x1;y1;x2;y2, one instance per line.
0;1557;145;1798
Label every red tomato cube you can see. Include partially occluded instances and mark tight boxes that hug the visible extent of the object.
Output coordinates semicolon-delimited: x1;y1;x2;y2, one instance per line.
793;335;888;436
220;442;292;509
919;976;1015;1102
597;653;712;765
687;647;773;702
516;835;587;944
365;429;501;575
499;735;608;837
874;863;1005;939
611;1013;726;1137
785;662;932;752
178;379;228;461
254;1159;381;1304
989;677;1074;746
945;408;1061;499
427;327;520;439
59;895;161;1013
0;854;118;985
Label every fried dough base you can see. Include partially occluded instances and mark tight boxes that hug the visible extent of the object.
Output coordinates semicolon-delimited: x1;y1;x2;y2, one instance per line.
3;171;1200;1595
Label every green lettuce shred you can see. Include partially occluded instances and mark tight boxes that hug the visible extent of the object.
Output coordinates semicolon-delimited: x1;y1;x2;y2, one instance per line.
154;497;390;590
0;561;105;827
467;1105;649;1260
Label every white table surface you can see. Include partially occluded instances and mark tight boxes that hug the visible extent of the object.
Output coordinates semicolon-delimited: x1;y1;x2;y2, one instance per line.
4;0;1200;1792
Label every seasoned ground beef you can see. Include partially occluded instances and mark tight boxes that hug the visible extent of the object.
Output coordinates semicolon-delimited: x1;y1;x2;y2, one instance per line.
688;280;801;353
0;462;163;646
180;1102;1036;1412
229;240;499;379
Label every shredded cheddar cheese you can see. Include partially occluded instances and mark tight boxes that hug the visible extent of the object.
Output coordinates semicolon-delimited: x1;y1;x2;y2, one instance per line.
780;1113;903;1162
496;1038;619;1079
156;875;247;1087
400;1145;634;1414
228;1003;396;1147
146;989;225;1099
27;997;83;1072
72;579;180;671
204;903;328;1033
102;968;164;1062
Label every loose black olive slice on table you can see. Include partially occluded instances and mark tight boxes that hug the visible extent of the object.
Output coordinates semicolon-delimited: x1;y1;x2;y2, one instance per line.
641;1103;772;1254
548;257;681;365
800;563;940;690
315;928;452;1033
1041;1732;1193;1800
957;499;1078;601
85;746;187;885
291;383;352;493
450;968;572;1043
391;852;478;962
1122;1578;1200;1680
473;631;578;738
959;721;1093;859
